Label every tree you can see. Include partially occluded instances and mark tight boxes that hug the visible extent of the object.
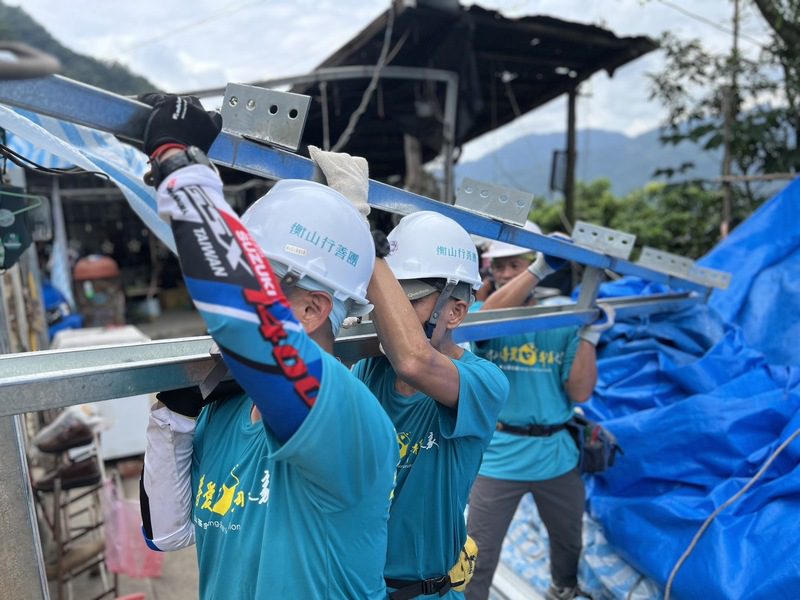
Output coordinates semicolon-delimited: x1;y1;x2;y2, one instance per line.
648;0;800;220
530;179;726;259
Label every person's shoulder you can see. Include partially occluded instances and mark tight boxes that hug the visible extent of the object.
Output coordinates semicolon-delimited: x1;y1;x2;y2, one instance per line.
452;350;509;424
351;354;391;383
458;350;508;388
320;355;395;434
322;354;384;403
196;390;250;433
459;348;497;368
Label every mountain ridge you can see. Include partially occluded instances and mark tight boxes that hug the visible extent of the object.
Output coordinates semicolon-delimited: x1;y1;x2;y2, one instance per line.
0;1;157;94
456;127;722;197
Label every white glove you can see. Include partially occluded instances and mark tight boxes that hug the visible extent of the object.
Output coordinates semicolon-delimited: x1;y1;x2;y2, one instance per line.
527;232;572;281
579;303;615;346
308;145;370;221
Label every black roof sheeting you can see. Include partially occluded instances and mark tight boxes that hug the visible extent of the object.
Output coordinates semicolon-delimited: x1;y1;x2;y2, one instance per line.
291;3;657;179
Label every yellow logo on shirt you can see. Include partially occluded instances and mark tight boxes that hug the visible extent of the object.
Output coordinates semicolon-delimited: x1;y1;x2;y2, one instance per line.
396;431;439;469
482;342;564;370
195;464;271;518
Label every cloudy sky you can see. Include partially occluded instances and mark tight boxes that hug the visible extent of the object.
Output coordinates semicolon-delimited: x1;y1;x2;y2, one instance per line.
8;0;772;160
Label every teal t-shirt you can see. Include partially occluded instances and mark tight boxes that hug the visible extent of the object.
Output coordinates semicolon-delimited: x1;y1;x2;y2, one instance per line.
471;302;580;481
191;352;398;599
352;350;508;597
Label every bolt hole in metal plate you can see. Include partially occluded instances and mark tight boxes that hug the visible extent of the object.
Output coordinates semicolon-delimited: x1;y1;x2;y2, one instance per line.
571;221;636;260
688;265;732;289
221;83;311;151
636;246;731;289
455;178;534;226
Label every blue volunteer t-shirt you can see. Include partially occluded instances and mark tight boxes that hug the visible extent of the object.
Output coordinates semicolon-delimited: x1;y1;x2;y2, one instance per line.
471;301;580;481
191;352;398;600
352;350;508;597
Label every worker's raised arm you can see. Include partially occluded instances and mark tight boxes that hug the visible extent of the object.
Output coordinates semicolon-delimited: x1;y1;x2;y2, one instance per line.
367;257;463;407
565;304;615;402
140;94;324;443
482;233;571;311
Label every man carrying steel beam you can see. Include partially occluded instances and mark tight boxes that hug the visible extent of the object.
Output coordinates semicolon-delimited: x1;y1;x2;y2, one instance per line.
464;227;614;600
309;146;509;600
136;94;398;599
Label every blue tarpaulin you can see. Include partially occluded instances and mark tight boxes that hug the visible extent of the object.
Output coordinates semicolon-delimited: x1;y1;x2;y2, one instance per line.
701;178;800;367
581;182;800;598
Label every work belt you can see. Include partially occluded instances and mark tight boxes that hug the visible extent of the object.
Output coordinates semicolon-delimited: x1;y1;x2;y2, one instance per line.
386;575;452;599
496;421;567;436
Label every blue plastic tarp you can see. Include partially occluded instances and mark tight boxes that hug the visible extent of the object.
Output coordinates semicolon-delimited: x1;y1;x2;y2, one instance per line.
701;177;800;366
581;182;800;599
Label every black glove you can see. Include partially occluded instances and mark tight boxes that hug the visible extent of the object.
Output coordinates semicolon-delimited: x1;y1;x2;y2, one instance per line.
156;380;243;418
138;93;222;156
372;229;390;259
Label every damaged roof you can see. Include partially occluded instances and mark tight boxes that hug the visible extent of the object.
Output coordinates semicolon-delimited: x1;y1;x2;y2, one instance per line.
290;2;657;179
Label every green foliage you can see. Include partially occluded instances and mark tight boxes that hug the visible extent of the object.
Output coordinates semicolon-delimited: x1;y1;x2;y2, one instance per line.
0;1;157;94
649;1;800;205
529;178;747;259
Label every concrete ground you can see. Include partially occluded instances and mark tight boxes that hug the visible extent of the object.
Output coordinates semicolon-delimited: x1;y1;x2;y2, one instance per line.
43;468;200;600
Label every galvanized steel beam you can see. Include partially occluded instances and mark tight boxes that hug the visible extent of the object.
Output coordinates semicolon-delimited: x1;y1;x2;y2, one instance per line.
0;75;728;294
0;293;696;417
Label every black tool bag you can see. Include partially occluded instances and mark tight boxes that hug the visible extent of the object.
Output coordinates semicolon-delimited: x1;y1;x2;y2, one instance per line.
566;413;623;473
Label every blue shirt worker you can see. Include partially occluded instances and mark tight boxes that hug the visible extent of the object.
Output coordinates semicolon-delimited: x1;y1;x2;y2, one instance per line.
464;225;614;600
136;95;398;599
339;196;509;599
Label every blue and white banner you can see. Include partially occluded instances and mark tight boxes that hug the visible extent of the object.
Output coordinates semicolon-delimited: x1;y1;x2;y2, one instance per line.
0;105;175;253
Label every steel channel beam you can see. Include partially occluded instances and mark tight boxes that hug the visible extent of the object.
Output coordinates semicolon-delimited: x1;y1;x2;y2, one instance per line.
0;293;696;418
0;75;721;294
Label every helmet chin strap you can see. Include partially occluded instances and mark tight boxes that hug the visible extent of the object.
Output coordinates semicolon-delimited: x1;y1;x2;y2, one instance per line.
423;280;458;341
279;268;303;297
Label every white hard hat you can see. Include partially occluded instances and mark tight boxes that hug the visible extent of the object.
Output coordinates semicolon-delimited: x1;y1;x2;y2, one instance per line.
241;179;375;316
482;220;542;259
386;211;482;291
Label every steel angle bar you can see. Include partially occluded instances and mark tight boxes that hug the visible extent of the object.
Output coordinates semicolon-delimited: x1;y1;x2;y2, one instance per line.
0;76;725;293
0;293;696;417
0;336;215;417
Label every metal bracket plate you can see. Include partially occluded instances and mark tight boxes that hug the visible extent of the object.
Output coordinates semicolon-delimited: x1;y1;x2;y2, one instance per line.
637;248;730;289
571;221;636;260
637;246;694;277
688;265;732;289
455;178;533;226
221;83;310;151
